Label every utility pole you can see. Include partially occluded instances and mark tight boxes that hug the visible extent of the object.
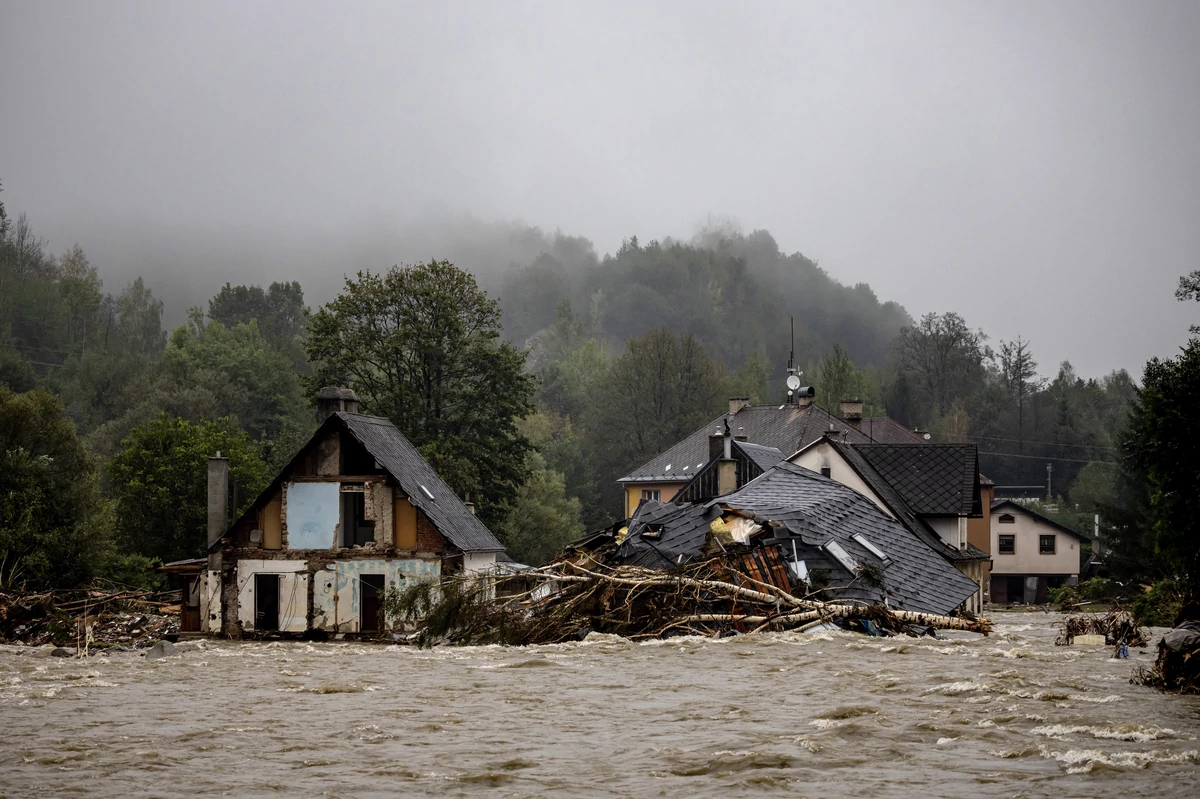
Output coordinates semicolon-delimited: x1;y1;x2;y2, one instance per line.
1045;462;1053;502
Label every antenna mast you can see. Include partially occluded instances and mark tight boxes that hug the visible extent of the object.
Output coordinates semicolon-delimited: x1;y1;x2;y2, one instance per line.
785;317;802;404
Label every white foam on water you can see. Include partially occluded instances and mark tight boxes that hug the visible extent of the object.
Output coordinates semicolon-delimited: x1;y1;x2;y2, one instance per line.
1031;724;1176;743
1037;745;1200;774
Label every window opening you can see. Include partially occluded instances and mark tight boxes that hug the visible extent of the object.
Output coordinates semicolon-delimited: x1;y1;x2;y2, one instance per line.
1039;534;1056;554
342;488;375;547
998;534;1015;554
999;513;1015;524
254;573;280;632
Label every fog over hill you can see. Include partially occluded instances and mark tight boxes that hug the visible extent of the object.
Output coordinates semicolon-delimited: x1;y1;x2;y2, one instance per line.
4;1;1200;376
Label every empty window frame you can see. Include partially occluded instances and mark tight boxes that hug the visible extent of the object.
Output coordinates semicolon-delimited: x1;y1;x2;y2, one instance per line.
998;513;1016;524
998;534;1015;554
341;487;375;547
851;533;891;565
641;489;661;502
1039;534;1056;554
823;540;858;572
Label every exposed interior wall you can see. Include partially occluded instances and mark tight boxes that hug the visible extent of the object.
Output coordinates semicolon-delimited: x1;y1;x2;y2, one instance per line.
463;551;497;572
789;443;896;520
953;560;985;615
311;558;441;632
235;559;309;632
991;507;1081;577
394;496;417;549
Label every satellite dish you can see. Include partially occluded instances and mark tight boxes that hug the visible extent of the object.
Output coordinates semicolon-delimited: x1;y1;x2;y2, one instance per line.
786;375;802;391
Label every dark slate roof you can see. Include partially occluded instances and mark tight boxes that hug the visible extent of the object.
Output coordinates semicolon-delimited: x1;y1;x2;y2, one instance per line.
618;403;872;483
812;439;980;564
853;417;928;444
337;413;505;552
852;444;981;517
991;499;1091;541
617;462;979;615
738;442;785;472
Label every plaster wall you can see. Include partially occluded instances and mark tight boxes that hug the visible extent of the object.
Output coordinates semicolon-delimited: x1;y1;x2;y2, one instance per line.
789;443;897;520
311;558;441;633
199;570;222;634
463;551;497;572
623;483;683;518
235;559;309;632
991;508;1080;577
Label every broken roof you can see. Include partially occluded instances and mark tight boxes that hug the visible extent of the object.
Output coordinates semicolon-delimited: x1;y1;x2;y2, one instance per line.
617;461;980;616
852;444;981;517
222;412;505;554
619;403;871;483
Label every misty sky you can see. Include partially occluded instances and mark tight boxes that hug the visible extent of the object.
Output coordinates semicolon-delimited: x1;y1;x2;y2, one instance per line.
3;0;1198;378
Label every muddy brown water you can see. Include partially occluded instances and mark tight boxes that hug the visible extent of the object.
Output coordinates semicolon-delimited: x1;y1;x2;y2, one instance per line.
1;611;1198;798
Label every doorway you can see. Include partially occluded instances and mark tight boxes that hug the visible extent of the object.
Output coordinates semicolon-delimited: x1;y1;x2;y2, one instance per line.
360;574;385;633
254;573;280;631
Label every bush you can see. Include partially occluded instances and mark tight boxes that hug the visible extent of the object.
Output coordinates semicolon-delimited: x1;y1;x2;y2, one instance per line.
98;553;166;592
1131;579;1184;627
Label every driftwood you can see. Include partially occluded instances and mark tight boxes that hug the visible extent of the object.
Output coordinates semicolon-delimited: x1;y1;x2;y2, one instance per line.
1055;606;1148;647
388;552;993;647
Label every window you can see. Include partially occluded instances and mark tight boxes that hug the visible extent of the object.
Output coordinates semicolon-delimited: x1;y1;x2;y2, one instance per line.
851;533;891;565
1039;534;1056;554
641;489;660;502
342;486;375;547
998;534;1015;554
998;514;1015;524
823;540;858;572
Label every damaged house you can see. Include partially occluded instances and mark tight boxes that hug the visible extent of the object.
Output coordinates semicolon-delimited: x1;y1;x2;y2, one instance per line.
616;455;981;617
195;387;505;638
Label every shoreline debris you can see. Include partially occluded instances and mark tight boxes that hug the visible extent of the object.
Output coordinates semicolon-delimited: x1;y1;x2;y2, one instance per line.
0;585;181;651
388;549;993;647
1054;607;1148;649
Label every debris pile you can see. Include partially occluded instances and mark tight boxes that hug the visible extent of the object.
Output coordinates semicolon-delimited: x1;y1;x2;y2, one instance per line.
390;548;993;647
1138;621;1200;694
1055;607;1149;648
0;586;181;649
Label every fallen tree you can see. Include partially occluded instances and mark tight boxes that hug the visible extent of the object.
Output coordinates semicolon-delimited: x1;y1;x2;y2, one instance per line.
385;552;993;647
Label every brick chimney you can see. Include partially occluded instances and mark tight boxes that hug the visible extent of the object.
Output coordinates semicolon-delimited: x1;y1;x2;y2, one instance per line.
728;396;750;415
717;424;736;496
839;398;863;423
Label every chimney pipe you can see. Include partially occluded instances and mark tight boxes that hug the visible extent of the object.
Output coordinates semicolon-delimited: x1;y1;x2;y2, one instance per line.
795;386;815;408
717;421;736;495
207;453;230;548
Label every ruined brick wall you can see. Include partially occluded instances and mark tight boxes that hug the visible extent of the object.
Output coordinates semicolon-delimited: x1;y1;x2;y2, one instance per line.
416;509;447;553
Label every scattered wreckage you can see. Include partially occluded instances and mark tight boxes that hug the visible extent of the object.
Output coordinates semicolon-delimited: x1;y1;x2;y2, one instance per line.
0;586;181;651
391;462;994;646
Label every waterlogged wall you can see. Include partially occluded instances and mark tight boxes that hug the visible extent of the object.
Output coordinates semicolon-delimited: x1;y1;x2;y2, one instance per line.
311;559;441;632
236;560;309;632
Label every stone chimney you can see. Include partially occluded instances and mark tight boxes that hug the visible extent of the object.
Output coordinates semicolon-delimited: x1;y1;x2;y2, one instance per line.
207;452;230;549
839;398;863;422
728;396;750;415
317;386;360;418
795;385;815;408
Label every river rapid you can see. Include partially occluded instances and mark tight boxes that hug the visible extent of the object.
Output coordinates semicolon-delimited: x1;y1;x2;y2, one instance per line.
1;611;1198;798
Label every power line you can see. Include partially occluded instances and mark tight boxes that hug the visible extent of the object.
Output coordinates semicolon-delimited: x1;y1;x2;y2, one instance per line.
963;433;1114;452
979;450;1117;466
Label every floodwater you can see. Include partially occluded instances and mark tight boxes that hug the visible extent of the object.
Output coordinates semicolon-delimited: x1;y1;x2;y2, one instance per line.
1;613;1198;798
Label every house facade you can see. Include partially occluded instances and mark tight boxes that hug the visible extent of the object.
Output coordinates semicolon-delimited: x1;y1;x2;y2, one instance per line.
199;388;505;638
989;499;1086;604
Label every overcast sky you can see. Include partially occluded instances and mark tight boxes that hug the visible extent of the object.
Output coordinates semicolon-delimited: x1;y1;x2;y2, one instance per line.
2;0;1198;378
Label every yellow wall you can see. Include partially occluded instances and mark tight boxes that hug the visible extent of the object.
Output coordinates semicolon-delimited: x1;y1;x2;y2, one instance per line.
260;496;282;550
623;483;683;517
394;497;417;549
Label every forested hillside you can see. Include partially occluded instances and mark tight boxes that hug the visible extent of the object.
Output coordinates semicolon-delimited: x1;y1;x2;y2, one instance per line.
0;181;1184;593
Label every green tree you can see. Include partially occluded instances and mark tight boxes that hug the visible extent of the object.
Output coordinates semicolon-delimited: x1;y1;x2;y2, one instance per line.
494;451;585;566
208;281;310;370
306;261;536;524
0;387;108;588
1106;337;1200;589
998;337;1044;451
107;414;268;563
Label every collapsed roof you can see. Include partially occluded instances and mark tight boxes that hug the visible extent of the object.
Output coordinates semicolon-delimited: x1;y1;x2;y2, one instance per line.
616;461;980;616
